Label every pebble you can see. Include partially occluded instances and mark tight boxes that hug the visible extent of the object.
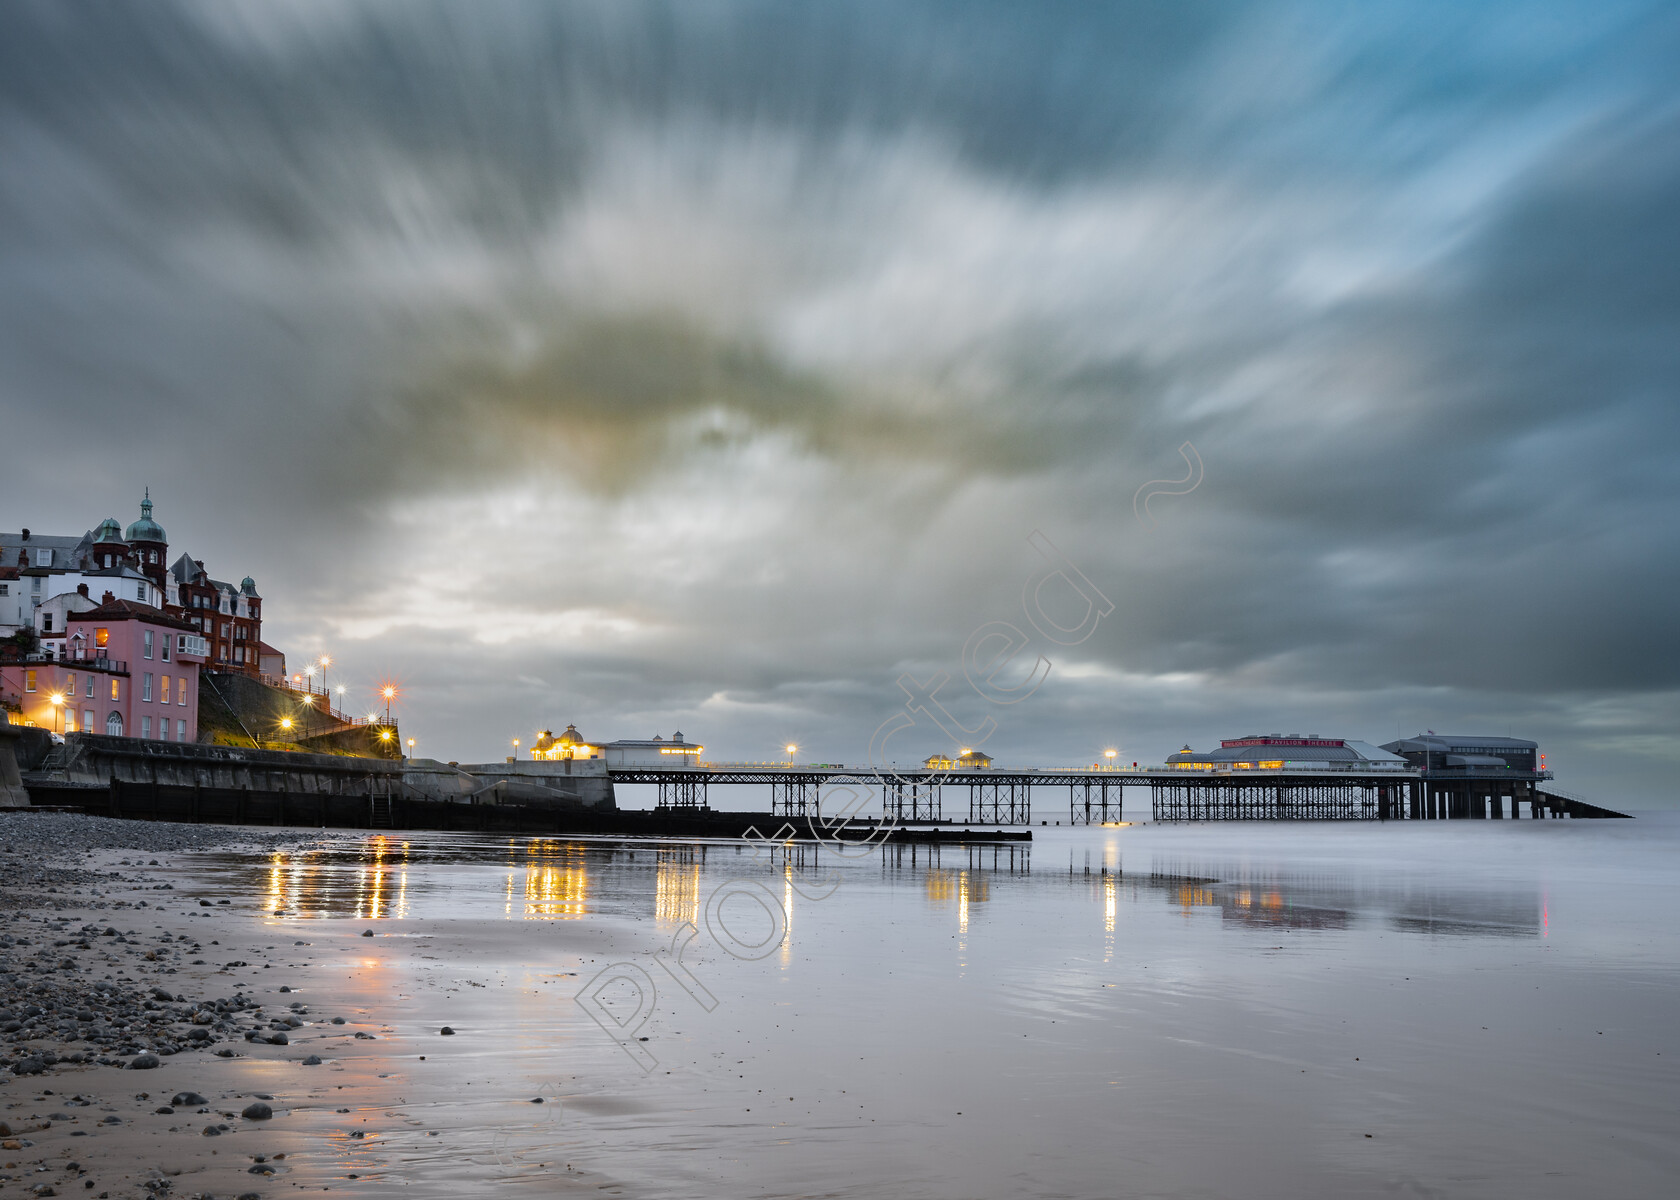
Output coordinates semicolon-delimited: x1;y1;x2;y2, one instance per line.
440;1026;455;1035
241;1101;273;1120
1;813;337;1081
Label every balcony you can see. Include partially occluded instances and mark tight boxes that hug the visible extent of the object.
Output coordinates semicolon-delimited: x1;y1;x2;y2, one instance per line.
50;650;129;674
176;634;210;658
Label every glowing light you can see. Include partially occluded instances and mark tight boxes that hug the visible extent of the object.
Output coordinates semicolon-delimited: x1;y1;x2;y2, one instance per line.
379;730;392;741
786;744;798;755
48;693;64;706
280;718;293;731
382;686;396;701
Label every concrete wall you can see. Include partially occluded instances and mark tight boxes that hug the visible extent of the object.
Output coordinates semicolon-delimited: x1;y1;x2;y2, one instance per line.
34;733;616;810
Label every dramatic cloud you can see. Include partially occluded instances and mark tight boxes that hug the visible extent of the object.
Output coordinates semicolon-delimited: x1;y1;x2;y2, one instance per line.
2;1;1676;801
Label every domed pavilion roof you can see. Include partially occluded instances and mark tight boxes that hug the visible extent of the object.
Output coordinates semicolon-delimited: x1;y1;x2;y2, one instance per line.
123;489;166;544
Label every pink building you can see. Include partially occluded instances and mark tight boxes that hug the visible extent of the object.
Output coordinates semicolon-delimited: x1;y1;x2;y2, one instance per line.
0;595;209;740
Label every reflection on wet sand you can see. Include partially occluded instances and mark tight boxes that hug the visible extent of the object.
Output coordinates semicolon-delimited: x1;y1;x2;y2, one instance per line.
512;838;589;918
230;832;1540;947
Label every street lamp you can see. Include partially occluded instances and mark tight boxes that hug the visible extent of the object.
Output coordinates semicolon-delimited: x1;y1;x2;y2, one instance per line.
382;685;396;724
786;743;798;764
513;738;520;760
319;655;331;696
1104;748;1117;770
49;692;64;734
406;737;415;762
303;664;315;695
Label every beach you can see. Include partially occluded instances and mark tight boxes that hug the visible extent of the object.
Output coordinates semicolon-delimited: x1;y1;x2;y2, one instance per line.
3;812;1678;1199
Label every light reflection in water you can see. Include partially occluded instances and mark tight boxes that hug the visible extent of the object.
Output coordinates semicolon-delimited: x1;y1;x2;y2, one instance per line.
518;839;589;918
654;846;702;927
225;832;1543;946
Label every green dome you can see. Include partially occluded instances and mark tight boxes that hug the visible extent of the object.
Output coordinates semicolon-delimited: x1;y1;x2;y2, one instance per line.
123;490;166;544
93;517;124;544
240;576;258;595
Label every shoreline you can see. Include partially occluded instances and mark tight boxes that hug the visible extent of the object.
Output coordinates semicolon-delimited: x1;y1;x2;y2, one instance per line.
0;813;609;1199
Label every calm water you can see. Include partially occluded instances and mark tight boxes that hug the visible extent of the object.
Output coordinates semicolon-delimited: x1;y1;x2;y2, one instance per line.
187;815;1680;1199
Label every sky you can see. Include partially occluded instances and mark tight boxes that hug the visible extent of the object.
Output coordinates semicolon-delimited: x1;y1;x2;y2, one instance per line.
2;1;1677;805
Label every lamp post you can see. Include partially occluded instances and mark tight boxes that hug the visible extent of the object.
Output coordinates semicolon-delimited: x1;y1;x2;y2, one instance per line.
279;716;294;747
786;743;798;765
49;692;64;734
1104;748;1117;771
382;686;396;725
334;684;346;719
512;738;520;761
319;655;331;697
406;737;415;763
303;664;315;696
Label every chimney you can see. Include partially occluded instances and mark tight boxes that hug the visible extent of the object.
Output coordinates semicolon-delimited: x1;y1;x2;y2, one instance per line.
77;583;89;598
20;529;29;540
100;590;115;605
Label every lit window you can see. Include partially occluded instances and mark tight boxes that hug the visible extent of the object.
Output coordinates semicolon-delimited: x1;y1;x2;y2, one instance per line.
110;678;119;701
24;670;36;692
95;627;109;648
161;675;171;705
178;678;188;706
66;672;76;695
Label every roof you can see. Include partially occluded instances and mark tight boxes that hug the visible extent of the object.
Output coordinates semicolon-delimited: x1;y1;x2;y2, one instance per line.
1169;736;1407;765
256;641;284;656
73;599;197;631
1382;735;1538;753
123;491;166;544
0;531;96;572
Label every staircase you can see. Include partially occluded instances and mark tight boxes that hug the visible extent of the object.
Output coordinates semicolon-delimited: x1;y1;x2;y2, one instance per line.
1534;785;1632;819
369;795;393;828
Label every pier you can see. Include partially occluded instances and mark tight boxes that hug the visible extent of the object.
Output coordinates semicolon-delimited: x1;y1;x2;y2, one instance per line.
609;762;1631;823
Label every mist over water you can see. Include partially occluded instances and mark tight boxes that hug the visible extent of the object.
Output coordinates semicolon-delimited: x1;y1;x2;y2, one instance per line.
189;817;1680;1198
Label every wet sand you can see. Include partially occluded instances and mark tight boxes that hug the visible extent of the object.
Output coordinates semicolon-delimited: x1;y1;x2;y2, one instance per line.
5;813;1679;1199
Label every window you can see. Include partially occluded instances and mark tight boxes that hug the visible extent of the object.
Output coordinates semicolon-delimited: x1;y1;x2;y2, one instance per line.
161;675;171;705
142;673;153;701
178;678;187;706
83;708;93;732
177;719;186;741
24;669;36;692
159;717;169;741
0;584;8;596
144;630;154;659
35;548;50;567
85;675;94;698
142;716;151;739
109;678;119;701
106;711;122;735
31;576;42;594
235;647;245;664
95;627;109;648
66;673;76;696
161;635;170;662
149;550;157;564
135;583;145;601
41;612;53;633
